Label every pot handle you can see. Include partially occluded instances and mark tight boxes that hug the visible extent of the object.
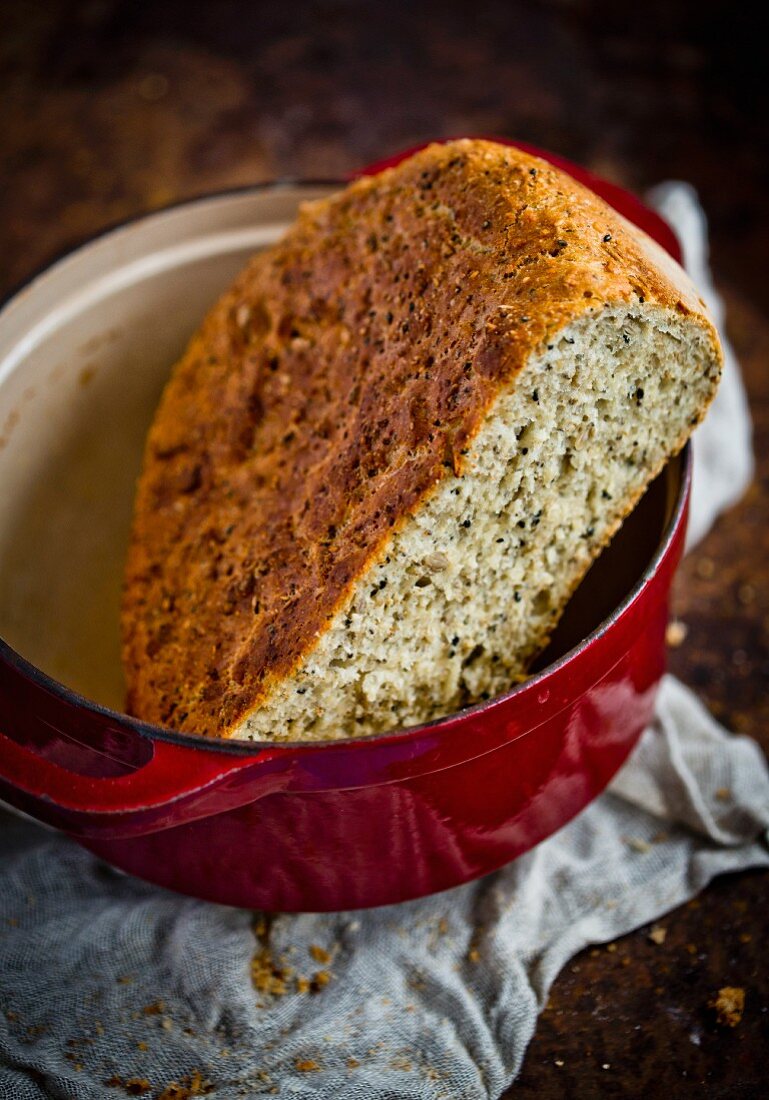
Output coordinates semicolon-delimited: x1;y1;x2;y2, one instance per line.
352;137;683;263
0;730;290;839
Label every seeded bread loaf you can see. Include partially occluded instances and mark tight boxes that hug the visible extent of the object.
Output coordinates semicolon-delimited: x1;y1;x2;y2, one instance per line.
122;139;722;741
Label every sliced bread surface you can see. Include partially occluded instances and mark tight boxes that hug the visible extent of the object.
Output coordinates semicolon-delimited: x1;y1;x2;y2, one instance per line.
122;139;722;741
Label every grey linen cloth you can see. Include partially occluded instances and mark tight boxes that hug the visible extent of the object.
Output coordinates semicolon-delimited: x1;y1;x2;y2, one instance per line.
1;187;767;1100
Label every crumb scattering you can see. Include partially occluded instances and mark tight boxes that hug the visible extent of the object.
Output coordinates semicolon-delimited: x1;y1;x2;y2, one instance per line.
109;1070;215;1098
296;1059;321;1072
649;926;667;945
156;1070;214;1098
312;970;331;990
710;986;745;1028
251;919;337;999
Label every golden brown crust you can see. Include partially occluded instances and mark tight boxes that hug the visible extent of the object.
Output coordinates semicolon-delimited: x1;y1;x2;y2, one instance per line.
121;139;719;735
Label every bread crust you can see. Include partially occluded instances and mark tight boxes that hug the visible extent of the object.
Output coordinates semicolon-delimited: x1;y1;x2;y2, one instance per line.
122;139;720;735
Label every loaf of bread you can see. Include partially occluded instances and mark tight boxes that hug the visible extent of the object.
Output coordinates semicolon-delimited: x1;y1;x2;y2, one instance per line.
122;139;721;741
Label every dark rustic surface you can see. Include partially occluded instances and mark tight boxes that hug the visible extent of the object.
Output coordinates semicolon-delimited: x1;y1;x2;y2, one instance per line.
1;1;767;1095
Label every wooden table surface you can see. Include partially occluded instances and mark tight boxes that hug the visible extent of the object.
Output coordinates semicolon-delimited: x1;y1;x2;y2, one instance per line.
2;2;767;1095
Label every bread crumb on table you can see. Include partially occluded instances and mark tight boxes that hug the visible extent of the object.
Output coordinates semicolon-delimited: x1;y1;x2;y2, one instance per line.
696;557;716;579
648;925;667;945
665;620;688;647
710;986;745;1027
737;583;756;606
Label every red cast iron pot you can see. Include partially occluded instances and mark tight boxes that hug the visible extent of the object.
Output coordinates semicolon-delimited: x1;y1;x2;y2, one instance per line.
0;142;687;911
